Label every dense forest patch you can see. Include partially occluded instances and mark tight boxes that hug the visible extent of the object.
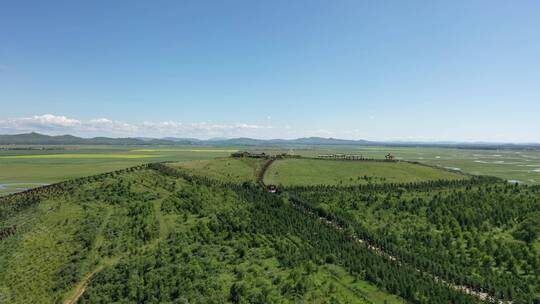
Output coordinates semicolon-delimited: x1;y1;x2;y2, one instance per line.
289;182;540;302
0;167;404;304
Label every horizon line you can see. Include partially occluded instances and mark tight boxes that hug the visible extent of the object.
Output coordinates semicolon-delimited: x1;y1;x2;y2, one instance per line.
2;131;540;146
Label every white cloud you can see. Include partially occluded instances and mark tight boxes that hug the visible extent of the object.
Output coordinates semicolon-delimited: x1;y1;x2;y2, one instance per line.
139;121;269;138
0;114;81;132
86;118;138;133
36;114;80;126
0;114;272;139
3;114;536;143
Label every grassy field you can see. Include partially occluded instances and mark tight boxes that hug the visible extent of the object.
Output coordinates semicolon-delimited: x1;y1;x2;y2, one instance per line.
0;146;237;195
283;146;540;184
2;144;540;196
263;158;467;186
0;153;159;159
168;157;266;183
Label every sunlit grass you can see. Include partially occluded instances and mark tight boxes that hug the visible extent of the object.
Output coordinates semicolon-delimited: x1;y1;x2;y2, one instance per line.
168;157;266;183
133;148;239;152
264;158;467;186
0;154;160;159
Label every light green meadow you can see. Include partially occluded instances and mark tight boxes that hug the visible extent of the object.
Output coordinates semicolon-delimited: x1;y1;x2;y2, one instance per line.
263;158;467;186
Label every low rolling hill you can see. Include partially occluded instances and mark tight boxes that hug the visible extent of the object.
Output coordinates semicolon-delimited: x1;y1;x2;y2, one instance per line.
167;157;267;184
0;165;405;304
263;158;467;187
1;158;537;303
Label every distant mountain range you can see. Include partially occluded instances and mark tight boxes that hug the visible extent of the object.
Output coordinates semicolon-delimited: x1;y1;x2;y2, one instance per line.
0;132;177;145
1;132;539;149
0;133;372;146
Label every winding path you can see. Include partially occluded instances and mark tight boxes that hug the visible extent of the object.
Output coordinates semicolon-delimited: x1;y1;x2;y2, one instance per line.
63;266;103;304
257;157;276;186
62;182;173;304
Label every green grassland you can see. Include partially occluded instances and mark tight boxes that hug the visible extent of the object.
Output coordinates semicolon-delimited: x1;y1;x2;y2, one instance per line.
264;158;467;186
0;167;404;304
2;144;540;196
168;157;266;184
241;146;540;184
0;146;237;195
283;146;540;184
0;153;160;159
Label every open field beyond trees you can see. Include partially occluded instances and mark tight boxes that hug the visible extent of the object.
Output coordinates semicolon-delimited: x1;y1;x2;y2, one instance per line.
2;145;540;195
168;157;266;184
263;158;467;186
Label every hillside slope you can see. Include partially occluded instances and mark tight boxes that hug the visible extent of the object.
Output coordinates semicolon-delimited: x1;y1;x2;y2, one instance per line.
3;162;536;303
168;157;266;184
0;166;405;304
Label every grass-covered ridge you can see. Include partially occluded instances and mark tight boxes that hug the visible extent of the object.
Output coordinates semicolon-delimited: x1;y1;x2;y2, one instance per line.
1;160;537;303
2;145;539;197
0;146;235;195
0;166;405;304
264;158;467;186
167;157;267;183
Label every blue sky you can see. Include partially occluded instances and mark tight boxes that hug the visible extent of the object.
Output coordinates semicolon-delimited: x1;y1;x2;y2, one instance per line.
1;1;539;141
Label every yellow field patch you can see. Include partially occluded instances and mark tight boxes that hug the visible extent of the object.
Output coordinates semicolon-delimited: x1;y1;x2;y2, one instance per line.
132;149;238;152
0;154;159;159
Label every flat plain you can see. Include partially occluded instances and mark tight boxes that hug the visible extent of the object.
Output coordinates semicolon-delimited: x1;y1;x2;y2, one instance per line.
0;146;235;195
2;144;540;195
263;158;467;186
290;146;540;184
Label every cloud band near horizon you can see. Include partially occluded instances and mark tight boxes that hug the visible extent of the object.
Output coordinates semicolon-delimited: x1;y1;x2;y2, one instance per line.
0;114;272;139
1;114;538;143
